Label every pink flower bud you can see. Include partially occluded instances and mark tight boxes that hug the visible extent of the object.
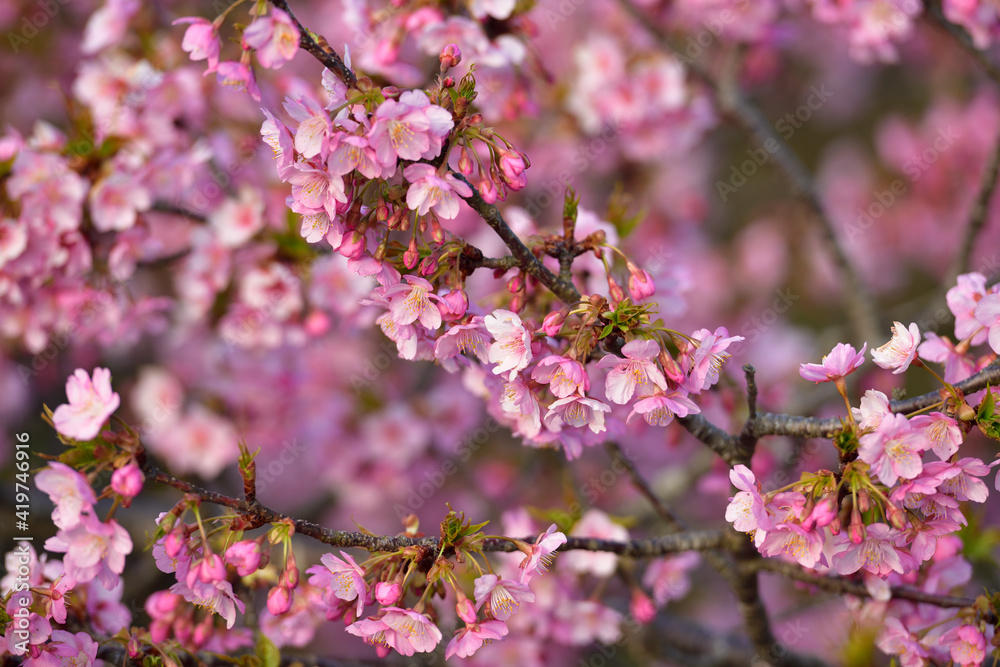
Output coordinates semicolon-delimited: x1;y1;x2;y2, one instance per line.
164;527;186;559
849;507;865;544
225;540;263;576
192;616;213;647
630;589;656;624
267;584;293;615
458;148;474;175
304;310;330;336
497;149;527;190
456;598;477;624
478;177;498;204
419;255;438;276
111;463;144;500
375;581;402;606
403;237;419;269
658;349;685;385
439;289;469;320
627;267;655;301
542;311;565;336
857;490;871;513
439;43;462;69
507;273;524;294
338;231;366;261
886;503;908;530
608;276;626;304
803;496;837;530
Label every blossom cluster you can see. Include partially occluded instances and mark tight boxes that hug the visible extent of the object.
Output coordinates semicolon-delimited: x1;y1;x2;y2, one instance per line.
728;271;1000;665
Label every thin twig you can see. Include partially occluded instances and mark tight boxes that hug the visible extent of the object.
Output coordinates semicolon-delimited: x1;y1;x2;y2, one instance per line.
268;0;357;88
924;0;1000;86
947;126;1000;283
735;364;760;464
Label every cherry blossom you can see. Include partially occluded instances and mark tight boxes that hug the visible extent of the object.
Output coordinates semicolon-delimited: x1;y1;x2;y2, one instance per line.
626;389;700;426
831;523;912;577
531;355;590;398
871;321;921;373
445;619;509;659
51;368;121;441
947;272;989;345
543;394;612;435
974;292;1000;355
44;513;132;590
799;342;868;383
307;552;368;617
34;462;96;530
519;524;567;584
403;164;474;219
683;327;744;392
347;607;442;656
595;339;668;404
173;18;221;70
852;389;892;430
858;413;930;486
939;625;987;666
484;309;532;379
473;574;534;620
243;9;300;70
369;90;454;170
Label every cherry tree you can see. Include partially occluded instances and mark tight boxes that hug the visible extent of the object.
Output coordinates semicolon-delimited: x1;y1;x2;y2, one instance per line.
4;0;1000;665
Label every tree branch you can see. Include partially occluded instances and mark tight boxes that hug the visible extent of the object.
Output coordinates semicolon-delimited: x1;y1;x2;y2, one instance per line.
946;124;1000;284
752;558;977;608
923;0;1000;87
140;455;725;557
268;0;357;88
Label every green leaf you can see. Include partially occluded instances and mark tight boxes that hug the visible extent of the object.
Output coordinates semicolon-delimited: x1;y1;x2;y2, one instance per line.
976;385;1000;441
599;323;614;340
256;634;280;667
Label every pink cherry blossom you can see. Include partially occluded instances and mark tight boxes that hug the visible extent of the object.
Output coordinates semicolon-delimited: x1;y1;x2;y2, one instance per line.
369;90;454;170
499;377;542;438
595;339;668;404
684;327;744;392
917;332;976;383
627;266;656;301
519;524;567;584
44;513;132;589
81;0;139;54
799;342;867;383
831;523;911;577
88;174;151;232
496;148;527;190
0;218;28;266
347;607;442;656
35;462;96;530
484;309;532;380
875;617;929;667
434;318;491;370
328;135;380;179
148;406;239;479
215;61;261;102
51;367;121;441
110;463;143;500
930;457;994;503
267;585;294;615
871;321;920;373
725;464;771;540
208;186;265;248
385;275;443;330
758;523;825;568
858;413;929;486
948;271;989;344
307;552;368;617
939;624;986;666
46;630;99;666
531;355;590;398
375;581;402;606
543;394;611;435
173;18;221;71
642;552;699;606
169;577;245;629
473;574;534;621
626;389;700;426
910;412;962;460
403;164;473;219
852;389;891;430
974;292;1000;355
444;619;509;659
243;9;300;70
225;540;263;577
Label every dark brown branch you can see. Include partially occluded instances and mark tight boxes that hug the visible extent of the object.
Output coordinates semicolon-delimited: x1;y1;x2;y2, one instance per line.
615;0;881;346
924;0;1000;86
752;558;977;608
268;0;357;88
452;172;582;304
678;414;741;465
947;125;1000;283
734;364;759;464
141;457;725;556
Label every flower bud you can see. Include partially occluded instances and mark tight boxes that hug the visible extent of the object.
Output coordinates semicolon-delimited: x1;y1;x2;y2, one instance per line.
627;267;655;301
630;589;656;624
267;584;293;615
458;147;474;175
507;273;524;294
542;311;565;336
658;349;685;385
403;237;419;269
439;43;462;69
849;506;865;544
112;463;144;502
376;581;402;606
886;503;908;530
857;490;871;513
608;276;626;304
478;177;498;204
456;598;477;624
